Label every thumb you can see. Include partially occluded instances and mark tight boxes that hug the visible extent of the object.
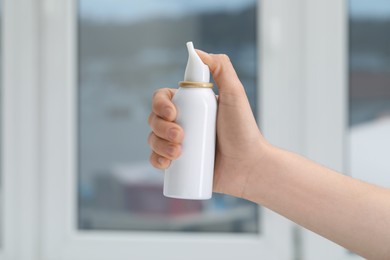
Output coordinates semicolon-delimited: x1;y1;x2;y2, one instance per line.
196;50;245;94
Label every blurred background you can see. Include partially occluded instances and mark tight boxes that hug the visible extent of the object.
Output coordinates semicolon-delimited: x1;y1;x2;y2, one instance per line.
77;0;259;233
1;0;390;259
77;0;390;233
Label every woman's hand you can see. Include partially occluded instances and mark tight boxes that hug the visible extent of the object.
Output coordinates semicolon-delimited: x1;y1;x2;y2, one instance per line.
148;50;269;198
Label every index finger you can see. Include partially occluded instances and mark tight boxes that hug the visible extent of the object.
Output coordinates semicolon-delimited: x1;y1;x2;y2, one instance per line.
152;88;177;122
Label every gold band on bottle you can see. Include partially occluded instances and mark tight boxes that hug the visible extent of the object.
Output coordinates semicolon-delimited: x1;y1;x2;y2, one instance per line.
179;81;213;88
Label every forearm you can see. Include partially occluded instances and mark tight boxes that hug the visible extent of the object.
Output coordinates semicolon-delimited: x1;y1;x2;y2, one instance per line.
243;145;390;259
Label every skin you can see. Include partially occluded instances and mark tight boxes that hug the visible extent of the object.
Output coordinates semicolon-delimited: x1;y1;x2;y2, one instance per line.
147;50;390;259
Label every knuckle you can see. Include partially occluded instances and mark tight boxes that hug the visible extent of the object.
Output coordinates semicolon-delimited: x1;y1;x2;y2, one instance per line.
149;152;155;161
222;54;230;61
152;97;163;110
152;92;164;109
154;100;169;118
150;137;163;153
155;119;181;142
152;116;163;132
150;134;159;149
148;112;154;126
149;129;181;159
153;117;167;137
166;126;180;142
151;136;167;153
218;54;230;63
147;132;153;145
152;89;160;99
149;153;160;168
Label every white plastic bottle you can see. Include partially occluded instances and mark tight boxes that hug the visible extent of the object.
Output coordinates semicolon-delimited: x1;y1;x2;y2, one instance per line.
163;42;217;200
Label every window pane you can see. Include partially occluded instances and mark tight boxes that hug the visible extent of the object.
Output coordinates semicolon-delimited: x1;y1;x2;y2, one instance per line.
78;0;259;233
349;1;390;187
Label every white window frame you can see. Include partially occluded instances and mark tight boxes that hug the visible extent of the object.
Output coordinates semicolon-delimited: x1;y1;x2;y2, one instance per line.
0;0;364;259
2;0;41;259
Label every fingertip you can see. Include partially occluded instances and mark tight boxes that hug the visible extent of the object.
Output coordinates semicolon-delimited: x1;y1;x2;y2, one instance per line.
150;152;171;169
157;156;170;168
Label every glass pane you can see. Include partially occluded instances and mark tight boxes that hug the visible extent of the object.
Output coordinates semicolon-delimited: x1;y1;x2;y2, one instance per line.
349;1;390;187
78;0;259;233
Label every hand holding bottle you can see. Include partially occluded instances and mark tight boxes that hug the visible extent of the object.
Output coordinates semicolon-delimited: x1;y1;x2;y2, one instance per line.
148;49;267;198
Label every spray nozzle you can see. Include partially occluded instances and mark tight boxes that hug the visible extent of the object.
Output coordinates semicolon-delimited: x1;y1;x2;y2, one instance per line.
184;42;210;83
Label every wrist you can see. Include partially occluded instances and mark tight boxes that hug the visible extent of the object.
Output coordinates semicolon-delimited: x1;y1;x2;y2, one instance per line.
240;142;280;204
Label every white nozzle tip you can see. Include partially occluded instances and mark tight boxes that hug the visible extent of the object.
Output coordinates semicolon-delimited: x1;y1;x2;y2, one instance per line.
186;41;194;50
184;41;210;83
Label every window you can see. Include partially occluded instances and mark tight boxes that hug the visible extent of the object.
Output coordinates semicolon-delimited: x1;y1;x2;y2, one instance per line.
41;1;294;259
78;0;259;233
0;0;383;258
11;0;361;259
349;0;390;187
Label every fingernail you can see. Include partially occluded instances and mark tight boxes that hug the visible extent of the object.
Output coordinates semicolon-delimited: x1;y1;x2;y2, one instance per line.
157;157;166;165
166;146;175;156
168;129;179;141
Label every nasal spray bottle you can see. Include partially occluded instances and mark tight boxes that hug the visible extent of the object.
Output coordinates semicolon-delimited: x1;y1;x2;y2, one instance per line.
163;42;217;200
